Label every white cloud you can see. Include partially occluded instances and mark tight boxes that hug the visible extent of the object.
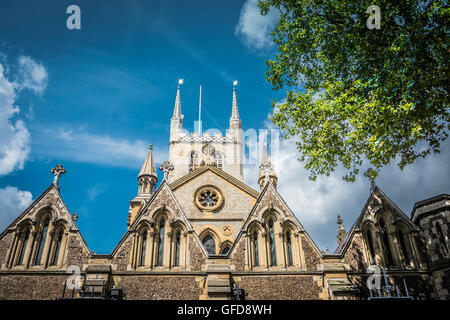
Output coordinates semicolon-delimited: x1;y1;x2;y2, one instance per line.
244;117;450;251
235;0;280;51
33;127;168;170
0;64;29;176
0;186;33;231
17;56;48;94
0;55;48;176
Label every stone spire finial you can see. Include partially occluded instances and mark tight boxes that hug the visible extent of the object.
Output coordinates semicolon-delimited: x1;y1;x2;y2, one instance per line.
138;144;157;180
173;79;183;119
258;146;278;189
230;80;239;120
364;168;376;191
337;215;347;245
51;164;66;188
136;144;158;197
72;212;78;222
159;160;174;180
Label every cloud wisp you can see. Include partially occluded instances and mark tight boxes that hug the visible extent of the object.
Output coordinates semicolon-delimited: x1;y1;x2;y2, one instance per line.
235;0;280;52
33;126;168;170
0;186;33;232
0;54;48;231
0;55;48;176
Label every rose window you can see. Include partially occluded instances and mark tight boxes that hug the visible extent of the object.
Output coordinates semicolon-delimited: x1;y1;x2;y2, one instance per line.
195;186;223;211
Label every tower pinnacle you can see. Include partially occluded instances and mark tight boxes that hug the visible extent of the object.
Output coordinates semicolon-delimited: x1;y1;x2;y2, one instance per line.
138;144;157;180
173;79;183;119
136;144;158;198
230;80;240;121
258;146;278;189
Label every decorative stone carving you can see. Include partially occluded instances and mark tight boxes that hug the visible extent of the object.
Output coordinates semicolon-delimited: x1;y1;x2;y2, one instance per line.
337;215;347;245
222;225;233;236
200;142;217;166
159;161;174;180
51;164;66;188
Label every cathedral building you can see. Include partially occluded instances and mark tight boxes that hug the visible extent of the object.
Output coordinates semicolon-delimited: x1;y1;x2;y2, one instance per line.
0;83;448;300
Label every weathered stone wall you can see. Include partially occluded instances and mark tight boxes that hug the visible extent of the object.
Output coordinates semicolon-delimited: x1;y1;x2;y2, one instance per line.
0;274;67;300
189;236;205;272
301;236;320;270
66;233;89;267
111;234;133;271
230;237;246;271
173;170;256;240
0;232;13;266
432;267;450;299
237;275;321;300
343;233;367;271
114;275;201;300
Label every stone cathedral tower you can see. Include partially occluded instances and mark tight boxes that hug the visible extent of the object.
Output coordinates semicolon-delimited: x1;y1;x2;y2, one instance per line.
167;82;243;183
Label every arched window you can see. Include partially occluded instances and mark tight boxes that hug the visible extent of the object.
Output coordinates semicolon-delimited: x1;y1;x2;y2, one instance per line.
286;231;293;266
157;219;165;266
51;230;64;266
17;228;30;266
220;246;230;255
366;229;376;264
34;218;50;265
202;234;216;255
175;231;181;266
268;219;277;266
379;219;394;266
139;231;147;267
397;229;411;265
216;152;223;169
253;231;259;267
435;223;449;256
189;151;199;172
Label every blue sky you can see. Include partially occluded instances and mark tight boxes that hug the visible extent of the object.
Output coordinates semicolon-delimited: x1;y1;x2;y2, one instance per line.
1;0;449;254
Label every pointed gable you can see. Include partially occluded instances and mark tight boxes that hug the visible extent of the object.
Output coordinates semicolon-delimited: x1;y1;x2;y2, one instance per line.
335;185;420;260
0;184;90;269
230;182;322;270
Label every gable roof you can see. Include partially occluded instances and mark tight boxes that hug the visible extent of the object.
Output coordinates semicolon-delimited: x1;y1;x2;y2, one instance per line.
225;181;323;258
333;185;419;255
0;184;91;254
110;179;212;257
169;165;260;198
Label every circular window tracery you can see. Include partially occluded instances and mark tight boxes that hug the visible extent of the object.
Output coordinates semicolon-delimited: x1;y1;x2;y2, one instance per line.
194;186;223;211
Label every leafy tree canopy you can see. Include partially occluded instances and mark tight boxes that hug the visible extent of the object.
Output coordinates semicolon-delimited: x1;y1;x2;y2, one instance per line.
259;0;449;181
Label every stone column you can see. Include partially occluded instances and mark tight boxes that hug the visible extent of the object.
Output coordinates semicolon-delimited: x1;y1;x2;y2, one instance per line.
167;232;174;269
44;231;56;269
278;232;287;268
148;231;155;269
6;232;19;269
29;231;40;267
261;232;269;269
144;230;152;268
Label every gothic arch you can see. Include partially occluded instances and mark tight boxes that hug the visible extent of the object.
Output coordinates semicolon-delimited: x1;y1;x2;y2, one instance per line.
395;221;416;267
188;150;200;172
377;213;396;267
361;221;380;265
198;228;220;255
219;240;232;255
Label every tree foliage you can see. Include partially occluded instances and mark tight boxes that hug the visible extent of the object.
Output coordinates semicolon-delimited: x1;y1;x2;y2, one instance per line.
259;0;449;181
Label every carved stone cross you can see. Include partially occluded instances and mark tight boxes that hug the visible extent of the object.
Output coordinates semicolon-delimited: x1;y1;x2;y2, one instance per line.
51;164;66;188
159;160;174;180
